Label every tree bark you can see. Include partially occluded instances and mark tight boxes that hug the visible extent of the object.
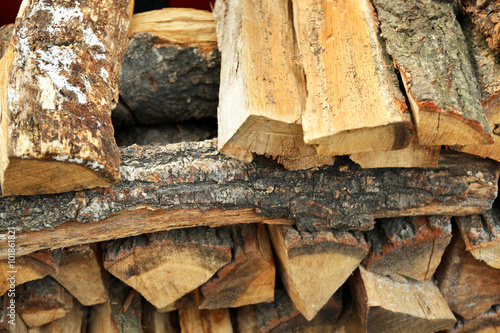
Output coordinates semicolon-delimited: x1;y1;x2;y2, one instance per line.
460;0;500;51
447;305;500;333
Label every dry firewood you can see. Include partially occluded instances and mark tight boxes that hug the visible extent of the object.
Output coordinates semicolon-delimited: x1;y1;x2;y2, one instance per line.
1;140;498;258
0;0;134;196
362;216;452;281
293;0;410;156
16;277;73;328
117;8;219;125
237;288;343;332
157;290;199;313
0;250;57;296
199;224;275;309
460;0;500;51
213;0;333;170
0;296;28;333
142;301;180;333
0;24;13;59
179;308;232;333
447;305;500;333
88;278;142;333
28;299;85;333
103;227;232;309
350;266;456;333
435;224;500;320
372;0;492;146
268;225;368;320
49;244;109;306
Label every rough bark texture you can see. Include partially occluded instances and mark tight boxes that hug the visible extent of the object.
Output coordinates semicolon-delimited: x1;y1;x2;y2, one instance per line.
448;305;500;333
117;8;219;125
362;216;452;281
373;0;492;146
0;140;498;237
460;0;500;51
0;0;134;196
0;24;13;59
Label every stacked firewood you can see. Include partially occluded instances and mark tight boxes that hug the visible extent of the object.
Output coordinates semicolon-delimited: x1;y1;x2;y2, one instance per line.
0;0;500;332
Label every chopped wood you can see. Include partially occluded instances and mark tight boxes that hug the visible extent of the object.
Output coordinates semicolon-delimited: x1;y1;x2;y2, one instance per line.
373;0;493;146
213;0;333;170
448;305;500;333
179;308;232;333
237;288;343;332
28;299;85;333
117;8;219;125
362;216;452;281
199;224;275;309
143;301;180;333
103;227;232;309
157;290;199;313
49;244;109;306
0;296;28;333
460;0;500;51
88;278;142;333
0;24;13;59
1;140;498;257
268;225;369;320
293;0;410;156
16;277;73;328
435;224;500;320
0;0;134;196
350;266;456;333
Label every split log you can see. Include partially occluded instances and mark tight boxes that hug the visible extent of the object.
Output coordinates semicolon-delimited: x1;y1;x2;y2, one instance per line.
268;225;369;320
1;140;498;258
350;266;456;333
362;216;452;281
0;296;28;333
88;278;142;333
49;244;109;306
372;0;493;146
199;224;275;309
0;24;13;59
435;224;500;320
448;305;500;333
213;0;333;170
103;227;232;309
28;299;85;333
157;290;199;313
460;0;500;51
0;0;134;196
142;301;180;333
0;250;57;296
237;288;343;332
293;0;410;156
16;277;73;328
117;8;220;125
179;308;232;333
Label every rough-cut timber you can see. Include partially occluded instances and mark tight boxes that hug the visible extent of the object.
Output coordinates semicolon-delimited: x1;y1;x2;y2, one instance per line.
29;299;85;333
350;266;456;333
117;8;219;125
158;290;199;313
0;0;134;196
179;308;232;333
268;224;369;321
0;297;28;333
88;278;143;333
103;227;232;309
237;288;343;332
448;305;500;333
0;24;13;59
294;0;410;155
214;0;333;170
435;225;500;320
199;224;275;309
373;0;493;146
362;216;452;281
16;277;73;328
460;0;500;51
50;244;109;306
142;301;180;333
1;140;498;258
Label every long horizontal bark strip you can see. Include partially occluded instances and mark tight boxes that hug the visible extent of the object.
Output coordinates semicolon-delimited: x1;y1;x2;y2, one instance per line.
0;139;498;232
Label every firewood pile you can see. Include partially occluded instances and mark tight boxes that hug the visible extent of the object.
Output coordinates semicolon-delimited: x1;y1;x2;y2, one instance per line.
0;0;499;332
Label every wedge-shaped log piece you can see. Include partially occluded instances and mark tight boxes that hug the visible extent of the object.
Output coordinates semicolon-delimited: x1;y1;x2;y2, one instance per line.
294;0;409;155
117;8;219;126
447;305;500;333
16;277;73;328
88;278;142;333
103;227;232;309
143;301;180;333
237;288;343;332
350;266;456;333
362;216;452;281
373;0;492;146
29;299;85;333
50;243;109;306
213;0;333;169
179;308;232;333
0;0;134;196
460;0;500;51
455;208;500;269
199;224;275;309
268;225;369;320
157;290;199;313
435;225;500;320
